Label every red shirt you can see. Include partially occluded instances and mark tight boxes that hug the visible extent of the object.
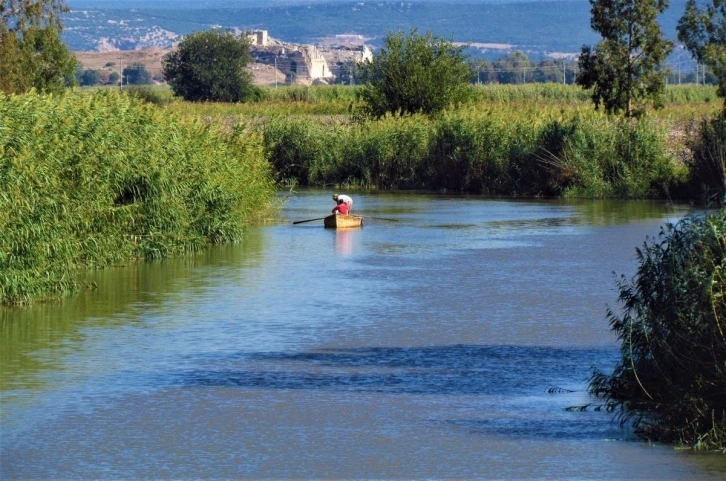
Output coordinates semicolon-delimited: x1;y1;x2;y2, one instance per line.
333;203;350;215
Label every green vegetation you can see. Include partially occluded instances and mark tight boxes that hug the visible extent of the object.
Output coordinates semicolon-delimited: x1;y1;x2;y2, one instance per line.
122;62;152;85
0;0;78;94
685;113;726;205
359;29;472;117
122;85;175;106
678;0;726;112
0;89;275;305
157;82;720;204
77;68;102;86
260;108;684;198
577;0;674;117
589;209;726;450
162;28;258;102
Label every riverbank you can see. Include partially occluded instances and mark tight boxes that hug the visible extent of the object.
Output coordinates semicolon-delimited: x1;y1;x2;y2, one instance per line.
158;83;721;201
2;84;723;304
0;89;276;305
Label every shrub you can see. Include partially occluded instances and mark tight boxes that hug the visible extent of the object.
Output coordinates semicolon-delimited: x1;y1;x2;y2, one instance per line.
162;29;258;102
359;28;472;117
123;85;173;106
77;69;102;86
122;62;152;85
589;210;726;450
685;113;726;206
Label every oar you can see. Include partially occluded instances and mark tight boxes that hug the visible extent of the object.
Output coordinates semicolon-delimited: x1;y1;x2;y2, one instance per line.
368;216;399;222
292;217;327;225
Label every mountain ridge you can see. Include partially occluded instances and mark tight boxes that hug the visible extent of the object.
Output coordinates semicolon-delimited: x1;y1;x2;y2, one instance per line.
63;0;692;63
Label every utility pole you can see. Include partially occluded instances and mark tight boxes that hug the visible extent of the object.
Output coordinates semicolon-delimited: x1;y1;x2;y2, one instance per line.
274;56;277;88
563;59;566;84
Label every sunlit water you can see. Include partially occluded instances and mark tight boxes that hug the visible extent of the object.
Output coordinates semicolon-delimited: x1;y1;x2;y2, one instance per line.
2;191;725;480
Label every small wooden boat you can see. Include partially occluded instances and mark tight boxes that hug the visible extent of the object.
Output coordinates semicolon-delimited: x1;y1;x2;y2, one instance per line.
324;214;363;229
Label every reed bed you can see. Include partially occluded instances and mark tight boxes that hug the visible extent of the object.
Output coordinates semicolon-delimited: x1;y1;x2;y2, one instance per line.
684;114;726;205
0;89;275;305
258;108;686;198
589;209;726;450
167;99;357;118
159;83;720;120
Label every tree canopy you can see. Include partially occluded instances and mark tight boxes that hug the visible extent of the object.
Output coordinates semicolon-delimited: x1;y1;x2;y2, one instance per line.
359;28;472;117
1;0;67;31
77;68;101;86
123;62;152;85
678;0;726;110
162;29;257;102
0;0;78;94
576;0;674;117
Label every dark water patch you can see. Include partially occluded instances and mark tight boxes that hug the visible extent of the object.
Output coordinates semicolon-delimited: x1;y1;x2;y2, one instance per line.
429;223;481;229
175;344;617;397
485;216;574;229
440;417;630;441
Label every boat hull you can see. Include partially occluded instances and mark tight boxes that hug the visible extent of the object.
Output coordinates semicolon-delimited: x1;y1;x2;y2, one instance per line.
324;214;363;229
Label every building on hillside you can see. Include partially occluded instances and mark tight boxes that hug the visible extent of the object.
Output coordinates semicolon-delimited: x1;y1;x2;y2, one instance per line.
317;44;372;84
249;33;372;85
251;43;330;85
247;30;269;46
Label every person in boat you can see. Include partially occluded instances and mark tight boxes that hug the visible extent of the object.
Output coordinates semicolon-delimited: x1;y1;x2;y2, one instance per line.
332;194;353;212
332;198;350;215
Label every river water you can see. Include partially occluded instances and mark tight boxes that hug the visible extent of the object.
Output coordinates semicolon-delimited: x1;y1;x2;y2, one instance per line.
2;191;725;480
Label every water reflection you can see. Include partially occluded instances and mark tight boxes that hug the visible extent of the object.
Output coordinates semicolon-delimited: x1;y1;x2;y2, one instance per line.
334;229;355;257
0;230;268;395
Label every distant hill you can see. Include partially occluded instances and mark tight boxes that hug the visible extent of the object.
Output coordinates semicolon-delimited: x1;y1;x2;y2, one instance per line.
64;0;692;62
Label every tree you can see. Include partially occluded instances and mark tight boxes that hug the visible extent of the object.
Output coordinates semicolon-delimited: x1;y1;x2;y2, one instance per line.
359;28;472;117
576;0;674;117
678;0;726;110
162;28;256;102
0;0;78;94
533;59;565;83
122;62;152;85
469;58;496;84
77;68;101;86
493;51;532;84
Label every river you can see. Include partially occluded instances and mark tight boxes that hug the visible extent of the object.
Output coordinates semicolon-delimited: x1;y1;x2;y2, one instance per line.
2;191;725;480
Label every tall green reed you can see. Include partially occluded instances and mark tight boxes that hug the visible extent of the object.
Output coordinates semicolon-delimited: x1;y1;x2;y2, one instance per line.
589;210;726;450
256;107;683;198
684;113;726;206
0;89;275;305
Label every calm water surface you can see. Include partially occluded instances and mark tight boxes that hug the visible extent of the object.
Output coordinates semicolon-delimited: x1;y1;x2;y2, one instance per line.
2;191;725;480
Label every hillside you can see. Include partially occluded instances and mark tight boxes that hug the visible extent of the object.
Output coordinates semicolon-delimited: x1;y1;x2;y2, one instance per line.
66;0;697;70
64;1;602;57
73;48;288;86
